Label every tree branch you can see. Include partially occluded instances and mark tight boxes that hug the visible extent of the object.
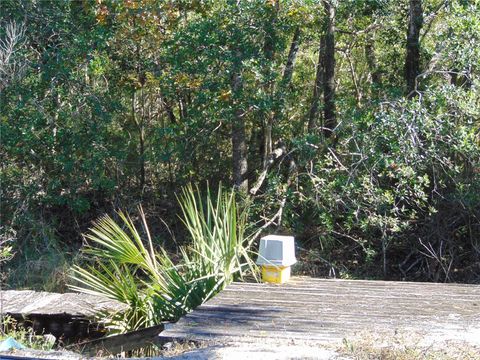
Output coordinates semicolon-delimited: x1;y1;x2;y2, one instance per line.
249;145;286;195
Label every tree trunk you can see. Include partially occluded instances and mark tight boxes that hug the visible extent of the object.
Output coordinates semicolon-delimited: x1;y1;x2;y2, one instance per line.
307;36;325;133
178;98;187;121
281;27;301;87
365;35;381;90
132;91;145;190
139;126;145;190
231;52;248;192
405;0;423;96
261;0;279;168
162;98;176;124
275;26;302;129
323;0;336;137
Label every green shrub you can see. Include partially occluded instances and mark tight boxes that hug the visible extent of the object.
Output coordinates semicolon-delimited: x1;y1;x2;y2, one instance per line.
295;83;480;281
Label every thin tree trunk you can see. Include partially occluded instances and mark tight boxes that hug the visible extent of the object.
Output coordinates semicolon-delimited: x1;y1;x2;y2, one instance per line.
323;0;336;137
281;27;301;87
163;98;176;124
178;98;187;121
405;0;423;96
365;35;381;91
276;26;301;132
132;91;145;190
263;121;272;170
139;127;145;190
346;49;362;107
307;36;325;132
231;52;248;192
261;0;279;168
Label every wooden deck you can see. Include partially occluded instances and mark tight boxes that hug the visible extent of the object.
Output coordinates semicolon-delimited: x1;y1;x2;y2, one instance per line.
160;277;480;345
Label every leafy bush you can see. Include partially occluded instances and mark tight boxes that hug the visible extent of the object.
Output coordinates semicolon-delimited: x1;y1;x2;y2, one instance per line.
69;185;256;333
295;83;480;281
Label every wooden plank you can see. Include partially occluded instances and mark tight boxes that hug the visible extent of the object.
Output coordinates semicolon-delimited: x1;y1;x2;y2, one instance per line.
197;306;478;322
0;290;126;318
229;278;480;291
202;299;479;317
222;285;480;298
290;276;480;286
211;290;480;305
160;277;480;345
225;280;480;295
173;305;478;330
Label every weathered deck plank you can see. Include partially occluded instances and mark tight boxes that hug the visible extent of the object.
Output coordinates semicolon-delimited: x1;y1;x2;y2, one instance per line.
160;277;480;345
0;290;126;319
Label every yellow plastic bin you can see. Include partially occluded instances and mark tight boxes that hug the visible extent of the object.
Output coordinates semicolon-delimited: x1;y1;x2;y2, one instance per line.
256;235;296;284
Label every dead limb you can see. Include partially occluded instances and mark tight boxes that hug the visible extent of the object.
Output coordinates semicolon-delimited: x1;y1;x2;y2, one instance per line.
251;151;297;242
250;144;286;195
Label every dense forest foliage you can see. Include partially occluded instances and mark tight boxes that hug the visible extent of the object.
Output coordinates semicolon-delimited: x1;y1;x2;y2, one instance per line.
1;0;479;289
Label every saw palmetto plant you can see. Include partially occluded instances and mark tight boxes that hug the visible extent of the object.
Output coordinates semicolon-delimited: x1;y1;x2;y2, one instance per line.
69;185;257;333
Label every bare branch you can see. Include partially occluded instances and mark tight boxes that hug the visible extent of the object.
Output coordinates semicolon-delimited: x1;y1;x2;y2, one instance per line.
0;21;27;91
249;144;286;196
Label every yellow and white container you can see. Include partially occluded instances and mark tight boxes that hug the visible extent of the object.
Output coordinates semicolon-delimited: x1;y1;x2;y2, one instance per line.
256;235;296;284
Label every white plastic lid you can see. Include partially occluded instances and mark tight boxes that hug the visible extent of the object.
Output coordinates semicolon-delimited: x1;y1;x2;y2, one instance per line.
256;235;297;266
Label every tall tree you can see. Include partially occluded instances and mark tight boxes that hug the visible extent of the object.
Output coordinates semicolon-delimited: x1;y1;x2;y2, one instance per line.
405;0;423;96
307;36;324;132
231;54;248;192
229;0;249;193
261;0;280;168
323;0;336;137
